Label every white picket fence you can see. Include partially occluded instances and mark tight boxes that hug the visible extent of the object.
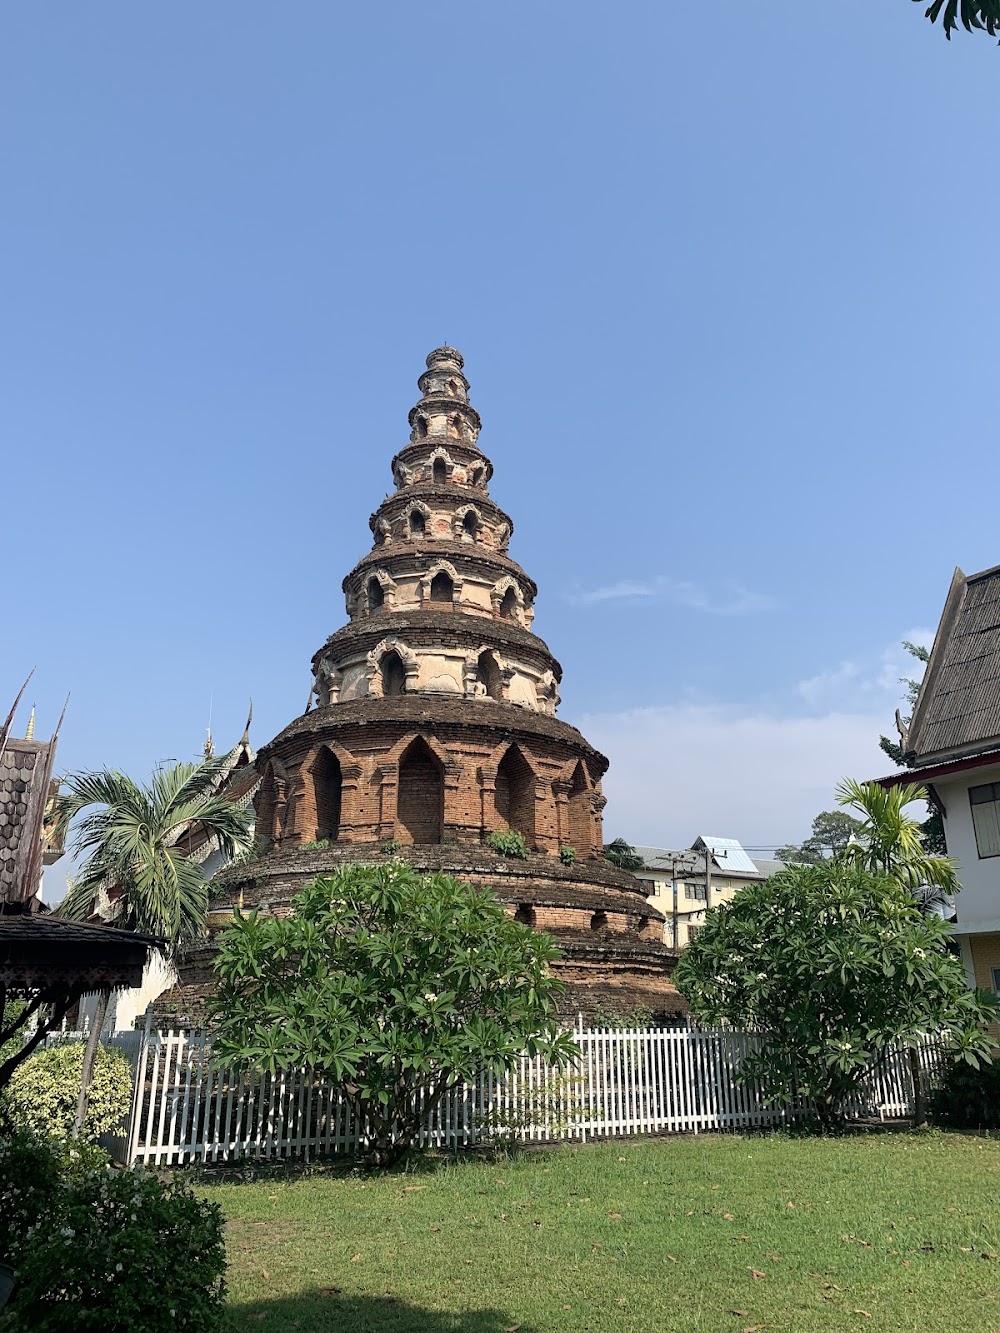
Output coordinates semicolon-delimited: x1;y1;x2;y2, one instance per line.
50;1018;949;1167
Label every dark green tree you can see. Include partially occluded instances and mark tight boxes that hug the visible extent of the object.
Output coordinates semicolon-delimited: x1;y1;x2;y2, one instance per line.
918;0;1000;40
56;752;252;947
602;838;645;871
775;809;863;865
210;862;577;1166
878;640;946;855
675;861;997;1128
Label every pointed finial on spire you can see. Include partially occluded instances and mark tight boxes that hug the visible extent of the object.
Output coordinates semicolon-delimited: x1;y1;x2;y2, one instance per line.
204;727;214;759
25;707;36;741
240;700;253;746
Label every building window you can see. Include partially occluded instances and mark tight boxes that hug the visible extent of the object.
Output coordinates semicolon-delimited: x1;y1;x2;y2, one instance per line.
992;967;1000;997
684;882;706;901
970;783;1000;858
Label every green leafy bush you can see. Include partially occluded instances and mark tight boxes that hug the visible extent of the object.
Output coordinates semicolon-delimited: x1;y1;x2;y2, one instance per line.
929;1055;1000;1130
676;862;998;1127
0;1143;227;1332
486;830;529;859
210;862;576;1166
379;839;401;855
6;1042;132;1142
558;846;576;866
297;839;330;852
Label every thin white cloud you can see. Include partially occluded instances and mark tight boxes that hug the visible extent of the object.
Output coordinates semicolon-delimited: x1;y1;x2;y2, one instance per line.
794;628;935;711
581;701;891;853
567;575;776;616
577;625;938;853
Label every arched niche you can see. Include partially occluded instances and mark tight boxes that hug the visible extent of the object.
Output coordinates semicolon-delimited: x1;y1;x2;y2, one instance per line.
430;570;453;603
495;744;536;846
432;457;447;484
420;560;462;608
493;575;524;623
381;650;406;697
396;737;444;845
514;904;536;927
567;760;593;853
311;747;343;842
476;650;502;700
362;569;396;614
367;638;420;698
367;577;385;613
455;504;482;542
408;504;429;538
590;911;608;932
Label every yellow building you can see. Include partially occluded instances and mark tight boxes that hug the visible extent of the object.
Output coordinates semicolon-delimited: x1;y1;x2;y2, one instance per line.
633;837;784;950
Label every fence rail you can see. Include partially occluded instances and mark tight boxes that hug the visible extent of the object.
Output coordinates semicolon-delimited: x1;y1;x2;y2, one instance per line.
48;1019;947;1166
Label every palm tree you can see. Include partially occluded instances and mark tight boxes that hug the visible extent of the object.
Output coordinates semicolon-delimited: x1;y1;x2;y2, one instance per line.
603;838;645;872
836;777;962;1124
835;779;959;911
56;753;253;949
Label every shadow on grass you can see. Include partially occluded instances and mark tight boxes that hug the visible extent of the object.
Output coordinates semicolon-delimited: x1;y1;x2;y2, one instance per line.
225;1290;538;1332
196;1143;542;1188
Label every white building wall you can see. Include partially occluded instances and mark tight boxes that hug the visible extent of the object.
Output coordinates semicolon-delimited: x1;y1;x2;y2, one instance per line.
937;762;1000;928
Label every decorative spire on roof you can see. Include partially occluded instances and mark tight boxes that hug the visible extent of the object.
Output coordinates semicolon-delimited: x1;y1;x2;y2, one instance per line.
408;346;481;447
25;707;35;741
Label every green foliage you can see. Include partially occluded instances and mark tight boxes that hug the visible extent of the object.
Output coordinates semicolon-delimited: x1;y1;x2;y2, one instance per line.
379;839;401;855
476;1069;589;1142
558;846;576;866
486;830;529;859
591;1004;654;1030
918;0;1000;40
5;1042;132;1143
297;839;330;852
207;1136;1000;1331
0;1137;227;1332
675;861;997;1127
775;810;863;865
929;1050;1000;1130
837;778;959;912
56;753;253;947
602;838;644;871
209;862;578;1166
879;639;929;767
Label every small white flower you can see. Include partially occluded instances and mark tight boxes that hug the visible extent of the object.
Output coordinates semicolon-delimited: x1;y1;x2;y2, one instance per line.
424;992;438;1002
115;1263;123;1273
913;948;926;958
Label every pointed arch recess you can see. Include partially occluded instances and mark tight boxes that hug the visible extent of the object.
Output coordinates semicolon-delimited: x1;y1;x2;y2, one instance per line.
492;575;524;622
396;736;445;845
454;504;483;542
566;759;593;855
367;638;420;698
494;743;538;847
419;560;463;607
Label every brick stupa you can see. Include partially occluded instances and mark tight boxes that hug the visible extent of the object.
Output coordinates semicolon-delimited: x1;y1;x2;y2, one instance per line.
171;348;681;1019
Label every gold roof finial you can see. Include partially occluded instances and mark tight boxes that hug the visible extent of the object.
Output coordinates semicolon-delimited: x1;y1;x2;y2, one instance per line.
25;706;36;741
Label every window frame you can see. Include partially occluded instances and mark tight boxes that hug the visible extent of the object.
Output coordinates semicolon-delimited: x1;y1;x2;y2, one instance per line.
969;782;1000;859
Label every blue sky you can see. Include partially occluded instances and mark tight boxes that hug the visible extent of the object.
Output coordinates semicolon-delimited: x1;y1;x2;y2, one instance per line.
3;3;998;893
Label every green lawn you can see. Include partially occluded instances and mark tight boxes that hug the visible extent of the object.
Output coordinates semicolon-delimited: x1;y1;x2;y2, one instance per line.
203;1132;1000;1332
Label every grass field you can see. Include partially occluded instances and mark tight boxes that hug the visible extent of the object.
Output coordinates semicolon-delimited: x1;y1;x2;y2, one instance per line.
204;1132;1000;1332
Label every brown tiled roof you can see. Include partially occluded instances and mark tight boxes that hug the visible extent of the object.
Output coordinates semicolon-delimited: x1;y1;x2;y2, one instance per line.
907;565;1000;764
0;911;160;993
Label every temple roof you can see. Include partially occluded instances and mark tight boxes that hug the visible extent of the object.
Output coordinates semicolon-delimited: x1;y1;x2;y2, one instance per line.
906;564;1000;765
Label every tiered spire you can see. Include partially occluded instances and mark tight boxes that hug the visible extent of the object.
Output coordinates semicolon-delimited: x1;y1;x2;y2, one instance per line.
311;348;561;715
